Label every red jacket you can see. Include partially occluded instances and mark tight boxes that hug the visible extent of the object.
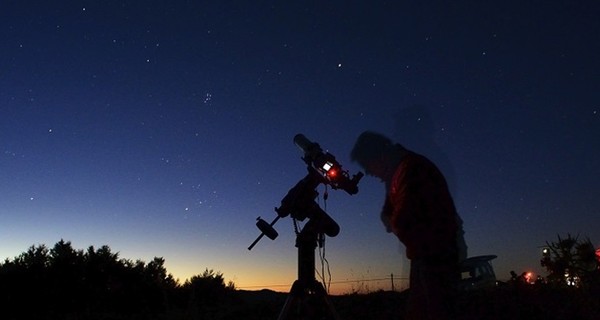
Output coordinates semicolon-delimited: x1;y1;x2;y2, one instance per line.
383;152;459;262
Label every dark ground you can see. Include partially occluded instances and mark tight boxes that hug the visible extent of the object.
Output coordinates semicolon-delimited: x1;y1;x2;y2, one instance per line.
236;285;600;320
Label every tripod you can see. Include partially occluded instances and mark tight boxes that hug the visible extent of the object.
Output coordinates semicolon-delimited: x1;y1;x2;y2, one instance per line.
277;215;341;320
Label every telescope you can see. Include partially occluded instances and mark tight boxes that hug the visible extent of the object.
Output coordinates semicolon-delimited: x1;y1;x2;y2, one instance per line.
247;133;363;320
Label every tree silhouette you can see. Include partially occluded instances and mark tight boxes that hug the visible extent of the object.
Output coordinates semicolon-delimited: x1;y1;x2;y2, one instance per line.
48;239;86;316
184;268;237;319
0;240;240;319
541;234;599;288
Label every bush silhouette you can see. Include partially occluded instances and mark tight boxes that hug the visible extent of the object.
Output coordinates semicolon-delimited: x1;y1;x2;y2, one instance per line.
0;240;232;319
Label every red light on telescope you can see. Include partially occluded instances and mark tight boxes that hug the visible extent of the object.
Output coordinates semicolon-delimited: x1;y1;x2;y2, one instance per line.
321;161;340;180
327;168;338;178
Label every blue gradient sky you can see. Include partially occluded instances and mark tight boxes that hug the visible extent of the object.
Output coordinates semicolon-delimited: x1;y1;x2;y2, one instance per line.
1;1;599;293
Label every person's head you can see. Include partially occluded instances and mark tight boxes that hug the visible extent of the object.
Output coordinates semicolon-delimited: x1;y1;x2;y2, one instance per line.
351;131;405;181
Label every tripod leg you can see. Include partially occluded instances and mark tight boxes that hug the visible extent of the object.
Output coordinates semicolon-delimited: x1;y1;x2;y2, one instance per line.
277;281;302;320
277;294;296;320
311;280;341;320
277;280;341;320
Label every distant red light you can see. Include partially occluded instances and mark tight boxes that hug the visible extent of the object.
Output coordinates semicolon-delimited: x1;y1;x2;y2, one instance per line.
595;248;600;261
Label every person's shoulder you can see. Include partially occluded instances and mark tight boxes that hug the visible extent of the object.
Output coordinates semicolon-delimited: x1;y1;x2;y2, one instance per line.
402;150;427;164
400;151;441;175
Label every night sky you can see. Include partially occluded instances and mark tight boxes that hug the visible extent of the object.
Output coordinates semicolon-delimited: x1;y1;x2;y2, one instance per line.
2;1;599;293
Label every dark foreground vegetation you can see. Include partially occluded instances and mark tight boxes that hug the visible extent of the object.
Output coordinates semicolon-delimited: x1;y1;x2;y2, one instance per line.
1;240;599;320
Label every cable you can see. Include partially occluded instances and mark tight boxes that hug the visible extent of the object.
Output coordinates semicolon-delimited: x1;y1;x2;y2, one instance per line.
316;185;333;293
321;237;332;292
293;217;301;235
317;234;328;292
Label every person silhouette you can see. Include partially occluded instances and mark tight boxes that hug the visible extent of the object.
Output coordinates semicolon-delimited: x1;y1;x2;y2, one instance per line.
351;130;465;320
